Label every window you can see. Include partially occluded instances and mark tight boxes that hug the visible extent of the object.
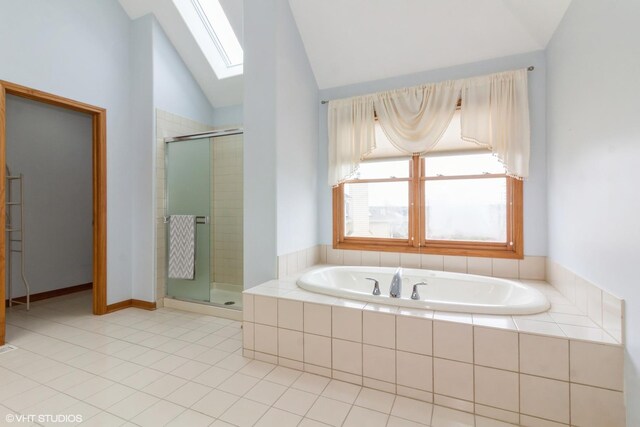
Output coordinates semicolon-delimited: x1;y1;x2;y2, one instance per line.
174;0;243;79
333;120;523;258
193;0;243;68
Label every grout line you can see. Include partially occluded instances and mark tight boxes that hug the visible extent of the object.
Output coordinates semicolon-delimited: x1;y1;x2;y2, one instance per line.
568;341;572;426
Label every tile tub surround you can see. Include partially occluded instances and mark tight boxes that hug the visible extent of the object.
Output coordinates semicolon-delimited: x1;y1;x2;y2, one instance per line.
243;273;626;426
316;245;547;281
280;246;624;344
277;245;322;278
547;258;624;343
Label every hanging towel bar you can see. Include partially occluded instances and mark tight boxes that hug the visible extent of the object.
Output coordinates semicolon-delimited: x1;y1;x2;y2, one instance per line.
163;215;209;224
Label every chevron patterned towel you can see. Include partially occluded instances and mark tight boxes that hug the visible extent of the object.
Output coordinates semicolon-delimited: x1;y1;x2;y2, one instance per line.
168;215;196;280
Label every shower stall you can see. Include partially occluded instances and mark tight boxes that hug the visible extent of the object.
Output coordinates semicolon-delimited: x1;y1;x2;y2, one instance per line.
163;128;243;309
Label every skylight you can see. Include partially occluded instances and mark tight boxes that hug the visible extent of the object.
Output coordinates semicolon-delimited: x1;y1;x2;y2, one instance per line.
192;0;243;68
174;0;243;79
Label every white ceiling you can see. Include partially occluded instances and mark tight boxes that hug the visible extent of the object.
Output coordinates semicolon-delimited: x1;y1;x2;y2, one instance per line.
288;0;572;89
118;0;243;108
117;0;571;105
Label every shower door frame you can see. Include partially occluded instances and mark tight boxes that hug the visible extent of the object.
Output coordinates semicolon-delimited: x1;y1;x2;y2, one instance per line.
0;81;108;345
164;129;244;308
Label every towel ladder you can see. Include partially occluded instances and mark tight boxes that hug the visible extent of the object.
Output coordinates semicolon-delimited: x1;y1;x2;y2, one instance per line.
6;166;31;311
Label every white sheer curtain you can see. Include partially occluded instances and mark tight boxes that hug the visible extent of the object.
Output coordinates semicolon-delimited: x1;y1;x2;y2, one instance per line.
327;69;531;186
460;69;530;178
327;96;375;186
373;80;461;155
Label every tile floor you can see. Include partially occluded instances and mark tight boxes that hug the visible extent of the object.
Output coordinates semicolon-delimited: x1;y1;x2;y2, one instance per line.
1;291;516;426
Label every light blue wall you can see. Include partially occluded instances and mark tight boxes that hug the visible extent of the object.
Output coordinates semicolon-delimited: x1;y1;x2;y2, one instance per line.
243;0;278;287
213;104;244;127
152;18;216;125
0;0;135;303
243;0;319;287
275;0;319;256
546;0;640;423
130;15;156;302
317;51;548;256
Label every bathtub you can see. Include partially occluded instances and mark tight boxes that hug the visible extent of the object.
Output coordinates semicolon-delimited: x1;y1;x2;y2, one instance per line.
296;266;550;315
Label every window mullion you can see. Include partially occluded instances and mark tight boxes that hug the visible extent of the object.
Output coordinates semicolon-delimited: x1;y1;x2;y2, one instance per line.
410;155;421;248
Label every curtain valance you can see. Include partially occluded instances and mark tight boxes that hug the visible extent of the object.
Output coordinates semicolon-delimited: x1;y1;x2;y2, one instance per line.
327;69;531;186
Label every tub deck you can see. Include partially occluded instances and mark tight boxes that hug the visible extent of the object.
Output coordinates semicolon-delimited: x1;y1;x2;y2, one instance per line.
241;264;625;426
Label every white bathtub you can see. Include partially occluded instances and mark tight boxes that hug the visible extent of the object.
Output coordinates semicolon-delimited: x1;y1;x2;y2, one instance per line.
297;266;550;315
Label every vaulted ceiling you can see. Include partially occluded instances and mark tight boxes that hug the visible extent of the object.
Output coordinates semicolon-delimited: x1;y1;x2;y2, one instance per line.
118;0;243;108
118;0;572;107
288;0;572;89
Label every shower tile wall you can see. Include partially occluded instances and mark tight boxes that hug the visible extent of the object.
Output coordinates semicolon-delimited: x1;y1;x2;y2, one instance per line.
155;110;214;303
211;134;243;287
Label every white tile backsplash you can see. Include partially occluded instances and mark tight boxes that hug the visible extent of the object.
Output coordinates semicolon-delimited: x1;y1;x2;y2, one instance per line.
546;259;623;344
467;257;492;276
277;245;322;278
316;245;547;281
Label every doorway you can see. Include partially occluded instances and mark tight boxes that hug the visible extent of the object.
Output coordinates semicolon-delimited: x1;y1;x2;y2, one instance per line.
0;81;107;346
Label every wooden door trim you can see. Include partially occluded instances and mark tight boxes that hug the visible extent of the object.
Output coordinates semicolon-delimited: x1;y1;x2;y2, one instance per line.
0;81;108;345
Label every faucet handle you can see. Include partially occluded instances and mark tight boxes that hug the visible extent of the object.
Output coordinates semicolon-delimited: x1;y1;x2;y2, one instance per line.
365;278;381;295
411;281;429;300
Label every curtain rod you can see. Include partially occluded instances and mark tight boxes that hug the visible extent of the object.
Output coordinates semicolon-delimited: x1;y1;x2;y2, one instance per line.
320;65;535;104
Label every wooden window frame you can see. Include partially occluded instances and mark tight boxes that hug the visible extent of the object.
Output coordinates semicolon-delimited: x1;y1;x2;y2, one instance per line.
333;154;523;259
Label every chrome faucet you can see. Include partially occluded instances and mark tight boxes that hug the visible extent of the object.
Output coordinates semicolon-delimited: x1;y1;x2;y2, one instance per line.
411;281;429;300
389;267;402;298
365;278;381;295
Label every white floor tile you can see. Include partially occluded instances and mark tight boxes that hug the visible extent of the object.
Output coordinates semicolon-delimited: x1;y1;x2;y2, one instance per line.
244;379;288;405
291;372;331;394
306;396;352;426
386;415;428;426
85;383;137;409
431;405;474;426
217;372;260;396
273;388;319;416
119;367;165;389
343;405;389;427
165;409;215;427
141;375;188;398
263;365;302;386
322;379;362;404
219;397;270;427
239;360;276;378
130;400;185;427
2;292;588;427
355;387;397;414
191;389;239;418
164;381;213;407
391;396;433;425
254;407;302;427
106;391;159;420
80;411;128;426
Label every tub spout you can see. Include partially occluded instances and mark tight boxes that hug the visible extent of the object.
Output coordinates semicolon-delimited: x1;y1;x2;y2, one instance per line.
390;267;402;298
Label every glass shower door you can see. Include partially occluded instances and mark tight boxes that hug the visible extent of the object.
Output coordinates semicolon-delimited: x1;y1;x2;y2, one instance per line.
165;138;211;303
